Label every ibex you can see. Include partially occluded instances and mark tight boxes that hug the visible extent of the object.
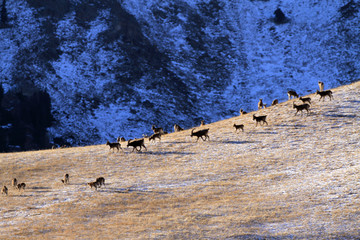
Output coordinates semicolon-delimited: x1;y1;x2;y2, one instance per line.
287;90;299;100
61;173;69;184
106;140;122;152
233;124;244;132
149;133;161;142
240;109;247;115
17;183;26;191
200;120;205;126
316;90;333;101
191;128;210;142
1;186;8;195
258;99;265;110
88;181;99;190
151;125;164;134
11;178;17;188
293;102;310;115
271;99;278;106
253;114;268;126
127;138;147;152
117;137;126;142
299;96;311;104
318;81;324;92
174;124;184;132
96;177;105;188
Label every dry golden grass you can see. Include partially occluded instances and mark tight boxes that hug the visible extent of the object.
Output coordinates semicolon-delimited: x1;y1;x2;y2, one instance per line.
1;81;360;239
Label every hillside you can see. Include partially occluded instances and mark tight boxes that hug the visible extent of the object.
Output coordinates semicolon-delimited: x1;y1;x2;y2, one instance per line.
0;81;360;239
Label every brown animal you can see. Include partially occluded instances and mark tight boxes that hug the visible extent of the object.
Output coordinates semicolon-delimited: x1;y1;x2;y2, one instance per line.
258;99;265;110
11;178;17;188
149;133;161;142
106;140;122;152
191;128;210;142
233;124;244;132
174;124;184;132
287;90;299;100
316;90;333;101
1;186;8;195
151;125;164;134
253;114;268;126
17;183;26;191
117;137;126;142
96;177;105;187
271;99;279;106
318;81;324;92
88;182;99;190
200;120;205;126
293;102;310;115
240;109;247;115
61;173;69;184
299;96;311;104
127;138;147;152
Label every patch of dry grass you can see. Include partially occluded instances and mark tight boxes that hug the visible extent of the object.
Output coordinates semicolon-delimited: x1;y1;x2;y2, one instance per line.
1;81;360;239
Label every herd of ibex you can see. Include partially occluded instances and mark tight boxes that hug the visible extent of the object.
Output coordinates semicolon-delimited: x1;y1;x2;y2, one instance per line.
2;178;27;196
1;173;107;196
1;82;337;196
101;81;335;155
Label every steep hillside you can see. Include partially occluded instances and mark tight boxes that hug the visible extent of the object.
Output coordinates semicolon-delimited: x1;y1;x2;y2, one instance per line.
1;0;360;149
0;81;359;239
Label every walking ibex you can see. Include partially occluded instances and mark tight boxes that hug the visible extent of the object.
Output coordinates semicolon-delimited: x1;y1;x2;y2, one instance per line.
233;124;244;132
149;133;161;142
287;90;299;100
316;90;333;101
191;128;210;142
127;139;147;152
96;177;105;187
106;140;122;152
293;102;310;116
299;96;311;104
253;115;268;126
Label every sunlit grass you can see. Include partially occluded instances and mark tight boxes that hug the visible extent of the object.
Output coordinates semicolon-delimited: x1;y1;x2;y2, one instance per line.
0;81;360;239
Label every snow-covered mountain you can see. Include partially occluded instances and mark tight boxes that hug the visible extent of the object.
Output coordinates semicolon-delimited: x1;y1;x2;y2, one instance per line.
1;0;359;148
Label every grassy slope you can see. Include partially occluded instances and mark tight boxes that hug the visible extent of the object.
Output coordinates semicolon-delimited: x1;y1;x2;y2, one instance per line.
1;81;360;239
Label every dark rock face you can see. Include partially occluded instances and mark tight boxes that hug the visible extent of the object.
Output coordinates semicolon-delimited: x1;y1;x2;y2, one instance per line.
339;0;360;19
273;8;289;24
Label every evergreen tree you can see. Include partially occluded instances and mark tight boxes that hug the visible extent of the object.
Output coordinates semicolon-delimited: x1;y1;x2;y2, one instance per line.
0;83;3;104
1;0;8;27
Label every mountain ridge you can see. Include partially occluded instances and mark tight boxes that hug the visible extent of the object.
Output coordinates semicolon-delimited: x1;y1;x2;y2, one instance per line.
1;0;359;150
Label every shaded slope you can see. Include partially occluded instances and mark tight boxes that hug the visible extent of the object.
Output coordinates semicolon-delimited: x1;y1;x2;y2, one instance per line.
2;0;360;147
